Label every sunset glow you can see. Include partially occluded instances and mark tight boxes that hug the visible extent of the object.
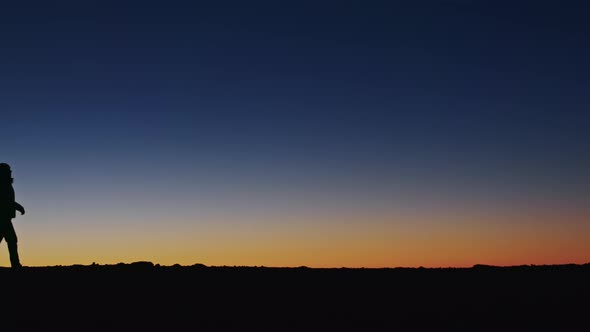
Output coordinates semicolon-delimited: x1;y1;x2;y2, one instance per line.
1;2;589;268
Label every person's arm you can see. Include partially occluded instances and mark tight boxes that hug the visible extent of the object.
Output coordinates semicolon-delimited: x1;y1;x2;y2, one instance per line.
14;202;25;215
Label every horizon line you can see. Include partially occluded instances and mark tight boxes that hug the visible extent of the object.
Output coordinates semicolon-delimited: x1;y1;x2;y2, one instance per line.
4;260;589;270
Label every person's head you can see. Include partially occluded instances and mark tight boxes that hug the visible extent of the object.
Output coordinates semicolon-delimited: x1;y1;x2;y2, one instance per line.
0;163;14;184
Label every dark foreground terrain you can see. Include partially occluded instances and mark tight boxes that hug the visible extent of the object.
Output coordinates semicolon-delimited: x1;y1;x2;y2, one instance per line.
1;262;589;331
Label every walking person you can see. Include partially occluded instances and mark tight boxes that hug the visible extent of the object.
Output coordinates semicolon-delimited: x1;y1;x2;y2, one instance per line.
0;163;25;268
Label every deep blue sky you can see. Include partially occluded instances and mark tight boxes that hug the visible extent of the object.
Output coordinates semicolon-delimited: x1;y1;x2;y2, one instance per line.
1;1;589;266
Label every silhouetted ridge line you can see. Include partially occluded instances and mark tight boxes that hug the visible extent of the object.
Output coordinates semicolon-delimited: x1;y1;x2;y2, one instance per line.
2;262;590;272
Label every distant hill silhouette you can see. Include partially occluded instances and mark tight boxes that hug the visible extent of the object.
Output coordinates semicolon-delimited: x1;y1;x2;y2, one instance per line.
3;261;589;272
2;261;589;331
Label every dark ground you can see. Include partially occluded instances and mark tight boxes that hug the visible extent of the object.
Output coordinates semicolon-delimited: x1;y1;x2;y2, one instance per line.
1;262;589;331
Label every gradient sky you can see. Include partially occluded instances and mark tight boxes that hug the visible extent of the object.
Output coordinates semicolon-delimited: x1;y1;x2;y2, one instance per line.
1;1;589;267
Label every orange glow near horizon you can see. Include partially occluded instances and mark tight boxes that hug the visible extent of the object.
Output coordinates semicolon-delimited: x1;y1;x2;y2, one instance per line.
10;208;590;268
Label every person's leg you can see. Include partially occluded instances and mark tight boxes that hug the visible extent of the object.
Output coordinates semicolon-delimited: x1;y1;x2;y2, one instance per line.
0;221;9;267
4;221;21;268
0;220;6;244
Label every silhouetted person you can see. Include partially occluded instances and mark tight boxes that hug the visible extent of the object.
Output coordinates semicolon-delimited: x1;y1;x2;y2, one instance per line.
0;163;25;268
